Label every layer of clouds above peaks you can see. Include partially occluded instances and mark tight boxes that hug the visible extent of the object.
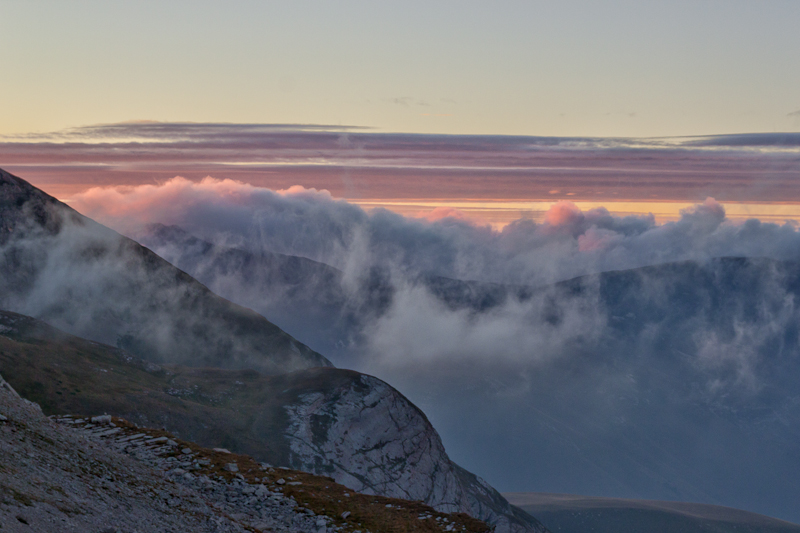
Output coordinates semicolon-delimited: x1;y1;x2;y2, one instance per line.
68;177;800;388
61;177;800;514
72;176;800;288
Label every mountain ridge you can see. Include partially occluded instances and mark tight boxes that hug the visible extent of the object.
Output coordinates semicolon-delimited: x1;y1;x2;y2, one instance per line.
0;167;331;373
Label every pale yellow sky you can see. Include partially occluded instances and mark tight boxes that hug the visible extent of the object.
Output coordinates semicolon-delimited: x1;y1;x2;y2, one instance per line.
2;1;800;138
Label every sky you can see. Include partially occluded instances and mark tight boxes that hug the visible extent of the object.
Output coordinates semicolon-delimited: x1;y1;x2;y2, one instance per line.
1;124;799;226
2;1;800;138
2;1;799;225
4;2;800;518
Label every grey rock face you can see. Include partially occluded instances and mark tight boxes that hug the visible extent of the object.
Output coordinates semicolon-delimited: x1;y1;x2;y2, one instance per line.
284;372;548;533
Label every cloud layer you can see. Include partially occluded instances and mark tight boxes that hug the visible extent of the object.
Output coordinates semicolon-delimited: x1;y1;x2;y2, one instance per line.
54;177;800;521
72;177;800;289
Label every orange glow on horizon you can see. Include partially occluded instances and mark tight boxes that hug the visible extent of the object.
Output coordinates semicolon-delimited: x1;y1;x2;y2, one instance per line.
348;198;800;229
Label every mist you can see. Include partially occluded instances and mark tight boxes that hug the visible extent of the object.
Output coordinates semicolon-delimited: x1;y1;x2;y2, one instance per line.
0;172;328;375
62;177;800;522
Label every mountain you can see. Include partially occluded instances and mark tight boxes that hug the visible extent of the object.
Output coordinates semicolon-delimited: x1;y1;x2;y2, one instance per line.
0;168;330;373
0;309;548;533
0;370;493;533
504;493;800;533
426;257;800;523
0;169;548;532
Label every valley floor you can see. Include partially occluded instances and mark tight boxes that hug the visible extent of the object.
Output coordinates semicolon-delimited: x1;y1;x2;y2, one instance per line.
503;492;800;533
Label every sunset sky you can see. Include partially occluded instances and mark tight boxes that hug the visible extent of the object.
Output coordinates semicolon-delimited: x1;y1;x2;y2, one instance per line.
5;3;800;516
2;1;799;225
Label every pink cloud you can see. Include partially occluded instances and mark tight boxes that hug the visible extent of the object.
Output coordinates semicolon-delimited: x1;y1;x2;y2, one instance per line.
681;197;726;219
544;201;584;226
68;176;334;234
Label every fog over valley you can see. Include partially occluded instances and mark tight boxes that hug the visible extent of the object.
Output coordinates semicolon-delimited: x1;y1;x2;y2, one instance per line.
60;175;800;523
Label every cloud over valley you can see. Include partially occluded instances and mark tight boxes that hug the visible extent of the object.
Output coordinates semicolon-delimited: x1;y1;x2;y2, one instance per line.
6;169;800;522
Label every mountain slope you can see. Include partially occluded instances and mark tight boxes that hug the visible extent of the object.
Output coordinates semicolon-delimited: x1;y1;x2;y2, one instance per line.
0;371;248;532
138;223;388;359
1;369;493;533
138;224;517;359
0;168;330;373
0;309;548;533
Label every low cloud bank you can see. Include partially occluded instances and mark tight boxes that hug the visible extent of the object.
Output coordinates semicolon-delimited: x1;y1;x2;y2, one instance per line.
54;178;800;519
71;177;800;389
72;177;800;287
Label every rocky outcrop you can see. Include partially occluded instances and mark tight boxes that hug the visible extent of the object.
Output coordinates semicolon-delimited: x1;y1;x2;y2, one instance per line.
0;371;249;532
0;168;330;374
283;370;549;533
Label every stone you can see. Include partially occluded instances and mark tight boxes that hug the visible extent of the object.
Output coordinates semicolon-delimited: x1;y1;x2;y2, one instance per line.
283;373;546;533
224;463;239;473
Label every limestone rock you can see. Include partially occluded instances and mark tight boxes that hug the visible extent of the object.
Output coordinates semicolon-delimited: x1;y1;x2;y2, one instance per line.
284;371;547;533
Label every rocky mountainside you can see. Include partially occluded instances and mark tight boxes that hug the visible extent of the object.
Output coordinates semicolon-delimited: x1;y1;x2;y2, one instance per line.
0;309;548;533
0;168;329;374
283;371;539;533
0;370;266;532
0;370;492;533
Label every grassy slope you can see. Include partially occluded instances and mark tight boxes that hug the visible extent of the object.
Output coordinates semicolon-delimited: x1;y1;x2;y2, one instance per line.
504;493;800;533
0;309;341;467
